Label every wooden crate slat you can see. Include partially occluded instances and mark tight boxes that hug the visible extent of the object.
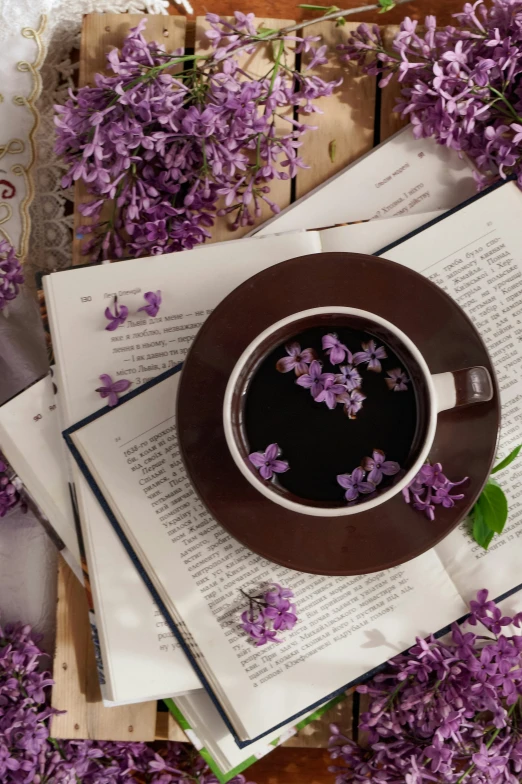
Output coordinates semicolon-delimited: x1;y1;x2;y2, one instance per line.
296;21;376;200
57;12;401;743
194;16;295;243
379;26;407;142
51;557;158;740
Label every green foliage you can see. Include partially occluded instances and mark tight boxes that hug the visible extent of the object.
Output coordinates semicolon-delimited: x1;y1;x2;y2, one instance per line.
471;445;520;550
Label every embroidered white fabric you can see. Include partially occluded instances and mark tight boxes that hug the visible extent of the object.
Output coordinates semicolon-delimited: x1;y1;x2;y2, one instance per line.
0;0;168;653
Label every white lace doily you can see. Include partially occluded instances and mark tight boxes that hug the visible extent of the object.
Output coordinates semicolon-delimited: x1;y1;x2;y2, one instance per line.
0;0;172;654
1;0;171;285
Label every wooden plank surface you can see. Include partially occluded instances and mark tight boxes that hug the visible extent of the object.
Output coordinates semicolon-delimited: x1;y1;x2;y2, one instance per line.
51;557;158;740
56;11;393;745
379;26;408;142
296;21;375;199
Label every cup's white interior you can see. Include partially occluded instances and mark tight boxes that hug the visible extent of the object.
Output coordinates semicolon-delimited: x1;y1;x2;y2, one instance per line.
223;307;438;517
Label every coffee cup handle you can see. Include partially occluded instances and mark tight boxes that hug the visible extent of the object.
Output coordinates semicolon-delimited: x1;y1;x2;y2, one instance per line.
432;367;494;413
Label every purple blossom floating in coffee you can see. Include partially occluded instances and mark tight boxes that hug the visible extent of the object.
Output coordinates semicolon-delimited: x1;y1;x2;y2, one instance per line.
248;443;289;480
335;363;362;391
138;290;162;318
362;449;400;485
240;583;297;646
353;340;387;372
322;333;352;365
314;376;347;409
95;374;132;407
276;342;316;377
341;388;366;419
402;461;468;520
295;360;334;399
337;467;376;502
104;297;128;331
385;367;409;392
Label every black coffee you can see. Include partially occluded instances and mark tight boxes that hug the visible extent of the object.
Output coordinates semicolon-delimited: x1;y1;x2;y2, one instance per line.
244;325;418;505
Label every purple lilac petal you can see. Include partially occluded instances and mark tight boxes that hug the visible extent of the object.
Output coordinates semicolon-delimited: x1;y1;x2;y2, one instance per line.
386;367;409;391
138;290;162;318
95;374;131;407
0;239;24;311
353;340;387;372
322;333;351;366
276;343;316;376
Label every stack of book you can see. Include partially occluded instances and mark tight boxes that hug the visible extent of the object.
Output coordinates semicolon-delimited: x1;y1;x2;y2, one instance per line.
3;125;522;781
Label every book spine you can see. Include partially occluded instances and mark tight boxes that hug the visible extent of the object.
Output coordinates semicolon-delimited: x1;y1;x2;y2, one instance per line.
68;482;107;689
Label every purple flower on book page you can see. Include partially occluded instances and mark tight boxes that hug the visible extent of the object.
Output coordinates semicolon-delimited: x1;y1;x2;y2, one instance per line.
296;360;334;398
335;364;362;391
248;443;289;480
276;342;316;376
138;290;162;318
240;583;297;645
314;377;347;409
385;367;409;392
95;374;131;407
264;599;298;631
337;467;375;502
353;340;387;372
362;450;400;486
322;333;352;366
104;297;128;331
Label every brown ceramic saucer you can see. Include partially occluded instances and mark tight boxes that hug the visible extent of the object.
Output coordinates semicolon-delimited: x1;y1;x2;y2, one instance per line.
177;253;500;576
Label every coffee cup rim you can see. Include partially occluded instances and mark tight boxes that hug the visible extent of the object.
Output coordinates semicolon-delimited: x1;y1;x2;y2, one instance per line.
223;306;437;517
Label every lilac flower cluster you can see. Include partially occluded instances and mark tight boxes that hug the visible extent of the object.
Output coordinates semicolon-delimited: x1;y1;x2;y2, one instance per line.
55;16;340;262
339;0;522;189
0;620;252;783
240;583;297;646
0;239;24;312
337;449;400;502
0;456;24;518
403;461;468;520
278;334;403;420
329;590;522;784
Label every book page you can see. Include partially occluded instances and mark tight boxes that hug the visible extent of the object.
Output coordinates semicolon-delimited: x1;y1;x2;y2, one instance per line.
70;372;467;741
379;181;522;605
253;126;476;237
318;210;443;255
0;377;80;568
45;231;321;703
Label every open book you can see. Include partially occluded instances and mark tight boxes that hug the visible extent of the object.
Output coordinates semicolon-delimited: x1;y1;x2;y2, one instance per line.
0;377;82;582
251;125;477;237
48;179;522;743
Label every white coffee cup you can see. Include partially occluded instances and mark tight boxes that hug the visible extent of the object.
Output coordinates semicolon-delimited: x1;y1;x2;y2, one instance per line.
223;306;493;517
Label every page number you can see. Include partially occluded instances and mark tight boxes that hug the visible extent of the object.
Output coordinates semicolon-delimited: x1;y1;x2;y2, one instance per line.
80;296;92;302
115;436;121;442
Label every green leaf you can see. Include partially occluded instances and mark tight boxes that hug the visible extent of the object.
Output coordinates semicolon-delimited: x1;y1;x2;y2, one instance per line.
477;482;508;534
472;504;495;550
328;140;337;163
378;0;396;12
491;444;522;474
